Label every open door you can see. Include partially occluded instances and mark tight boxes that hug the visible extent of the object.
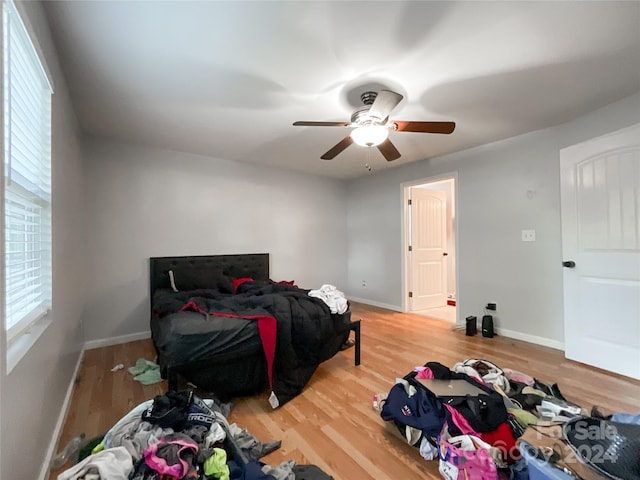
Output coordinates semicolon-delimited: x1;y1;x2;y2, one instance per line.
560;123;640;379
409;187;448;311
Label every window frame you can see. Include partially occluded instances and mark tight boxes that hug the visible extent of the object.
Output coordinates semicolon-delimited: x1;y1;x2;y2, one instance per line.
2;0;54;370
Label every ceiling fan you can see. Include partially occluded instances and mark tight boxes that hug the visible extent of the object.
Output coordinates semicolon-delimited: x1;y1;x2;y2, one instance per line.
293;89;455;161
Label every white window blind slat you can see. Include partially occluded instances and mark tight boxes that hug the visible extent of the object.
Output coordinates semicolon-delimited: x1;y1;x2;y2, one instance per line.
11;90;45;126
9;87;41;123
10;141;42;175
11;53;42;91
12;103;42;135
10;57;42;100
3;0;52;342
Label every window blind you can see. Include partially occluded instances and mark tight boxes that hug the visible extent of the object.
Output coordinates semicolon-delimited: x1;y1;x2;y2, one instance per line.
3;0;52;342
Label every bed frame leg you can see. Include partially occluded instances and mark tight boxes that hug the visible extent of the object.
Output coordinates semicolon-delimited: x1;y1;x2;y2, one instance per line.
167;368;178;391
349;319;361;366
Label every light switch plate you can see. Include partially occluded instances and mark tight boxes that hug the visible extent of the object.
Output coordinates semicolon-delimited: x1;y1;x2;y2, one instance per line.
521;229;536;242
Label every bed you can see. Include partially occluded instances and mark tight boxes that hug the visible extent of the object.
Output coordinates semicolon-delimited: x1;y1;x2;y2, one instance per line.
149;253;355;407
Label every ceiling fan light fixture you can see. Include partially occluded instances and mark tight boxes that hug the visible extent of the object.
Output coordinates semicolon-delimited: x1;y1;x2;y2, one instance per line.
350;125;389;147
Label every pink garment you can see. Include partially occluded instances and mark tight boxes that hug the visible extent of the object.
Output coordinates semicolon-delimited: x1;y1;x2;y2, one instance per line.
415;367;434;380
144;437;198;478
444;404;481;436
503;368;535;386
439;434;498;480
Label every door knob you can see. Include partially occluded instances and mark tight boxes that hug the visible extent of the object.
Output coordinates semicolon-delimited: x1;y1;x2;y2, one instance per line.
443;252;448;256
563;260;576;268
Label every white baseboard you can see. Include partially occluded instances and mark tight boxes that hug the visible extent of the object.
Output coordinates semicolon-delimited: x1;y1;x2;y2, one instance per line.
38;348;85;480
347;299;563;350
84;330;151;350
496;327;565;351
347;296;402;312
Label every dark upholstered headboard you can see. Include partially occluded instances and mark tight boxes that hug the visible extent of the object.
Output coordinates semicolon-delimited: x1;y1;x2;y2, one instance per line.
149;253;270;301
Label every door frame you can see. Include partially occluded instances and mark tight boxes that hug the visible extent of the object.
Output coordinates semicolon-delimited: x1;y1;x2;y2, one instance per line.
401;172;460;324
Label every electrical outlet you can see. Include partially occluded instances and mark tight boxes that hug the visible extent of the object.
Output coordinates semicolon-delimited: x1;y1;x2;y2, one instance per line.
521;229;536;242
361;280;367;287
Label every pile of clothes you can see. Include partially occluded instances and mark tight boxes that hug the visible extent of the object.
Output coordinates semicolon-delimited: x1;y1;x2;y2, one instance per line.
378;358;640;480
56;390;333;480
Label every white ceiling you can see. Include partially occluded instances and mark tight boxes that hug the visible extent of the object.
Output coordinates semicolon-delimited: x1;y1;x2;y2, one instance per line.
43;1;640;179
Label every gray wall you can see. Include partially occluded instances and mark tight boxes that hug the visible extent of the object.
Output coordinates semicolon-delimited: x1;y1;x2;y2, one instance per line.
346;93;640;346
83;137;348;341
0;2;86;479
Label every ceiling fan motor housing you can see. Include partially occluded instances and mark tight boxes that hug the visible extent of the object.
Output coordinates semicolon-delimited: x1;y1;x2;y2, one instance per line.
360;91;378;105
351;106;378;125
352;91;385;124
351;92;384;125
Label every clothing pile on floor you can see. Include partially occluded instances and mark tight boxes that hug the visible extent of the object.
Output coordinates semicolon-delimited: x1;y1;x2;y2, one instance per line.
377;358;640;480
56;390;333;480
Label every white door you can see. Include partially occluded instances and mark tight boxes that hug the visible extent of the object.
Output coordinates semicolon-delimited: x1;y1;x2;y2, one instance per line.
410;187;448;311
560;123;640;380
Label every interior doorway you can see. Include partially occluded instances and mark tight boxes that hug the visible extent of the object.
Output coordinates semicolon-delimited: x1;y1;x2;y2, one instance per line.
402;175;457;323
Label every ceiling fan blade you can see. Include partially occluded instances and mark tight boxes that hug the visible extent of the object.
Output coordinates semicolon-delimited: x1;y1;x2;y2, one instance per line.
393;121;456;134
321;136;353;160
293;121;351;127
368;90;403;122
377;138;401;162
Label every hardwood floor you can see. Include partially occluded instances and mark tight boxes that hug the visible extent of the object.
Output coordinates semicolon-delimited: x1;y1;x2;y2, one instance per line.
49;302;640;479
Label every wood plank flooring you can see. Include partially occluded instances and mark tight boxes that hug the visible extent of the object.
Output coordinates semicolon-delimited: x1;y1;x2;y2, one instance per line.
49;303;640;479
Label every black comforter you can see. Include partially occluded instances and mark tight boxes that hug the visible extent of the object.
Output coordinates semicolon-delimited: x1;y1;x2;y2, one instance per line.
151;281;350;407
